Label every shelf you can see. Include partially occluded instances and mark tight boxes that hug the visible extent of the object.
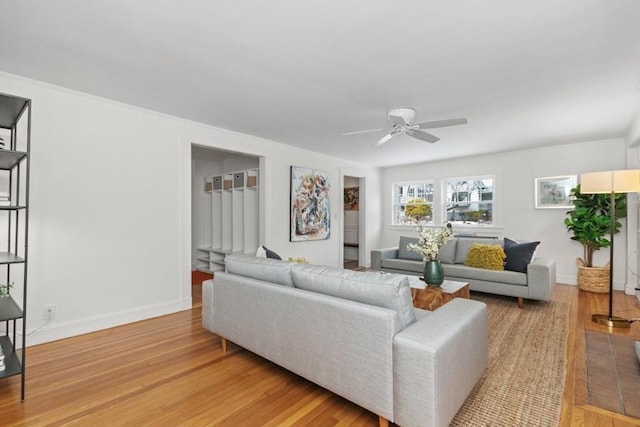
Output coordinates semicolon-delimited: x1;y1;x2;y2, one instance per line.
0;295;22;321
0;93;29;129
0;253;25;265
0;92;29;401
0;335;22;378
204;167;259;275
0;150;28;170
211;247;232;255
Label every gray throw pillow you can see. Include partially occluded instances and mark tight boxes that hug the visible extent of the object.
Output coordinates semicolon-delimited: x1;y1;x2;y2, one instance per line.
438;238;457;264
397;236;422;261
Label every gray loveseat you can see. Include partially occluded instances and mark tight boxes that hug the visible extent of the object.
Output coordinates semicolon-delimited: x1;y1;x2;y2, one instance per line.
202;255;488;427
372;236;556;308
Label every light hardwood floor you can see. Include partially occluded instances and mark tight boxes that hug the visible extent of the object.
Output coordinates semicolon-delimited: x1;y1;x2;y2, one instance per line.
0;284;638;426
556;285;640;426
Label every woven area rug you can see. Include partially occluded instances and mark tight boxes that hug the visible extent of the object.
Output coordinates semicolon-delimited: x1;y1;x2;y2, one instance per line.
450;293;570;426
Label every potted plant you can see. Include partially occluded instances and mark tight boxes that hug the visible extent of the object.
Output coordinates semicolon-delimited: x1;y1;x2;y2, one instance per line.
407;225;453;286
0;281;13;298
564;184;628;292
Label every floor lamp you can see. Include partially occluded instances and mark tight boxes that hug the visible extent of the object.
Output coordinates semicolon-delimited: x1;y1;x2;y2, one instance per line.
580;169;640;328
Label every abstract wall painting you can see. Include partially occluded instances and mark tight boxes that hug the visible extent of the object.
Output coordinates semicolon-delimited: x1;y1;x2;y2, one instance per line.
290;166;330;241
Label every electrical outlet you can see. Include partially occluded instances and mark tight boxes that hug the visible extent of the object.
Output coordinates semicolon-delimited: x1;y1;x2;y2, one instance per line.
43;305;56;321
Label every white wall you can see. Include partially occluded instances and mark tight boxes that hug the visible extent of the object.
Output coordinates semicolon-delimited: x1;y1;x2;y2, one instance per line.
0;72;381;345
381;139;629;288
624;114;640;295
185;130;382;268
7;64;628;346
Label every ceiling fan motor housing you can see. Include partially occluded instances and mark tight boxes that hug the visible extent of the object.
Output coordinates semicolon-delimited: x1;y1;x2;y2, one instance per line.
388;107;416;124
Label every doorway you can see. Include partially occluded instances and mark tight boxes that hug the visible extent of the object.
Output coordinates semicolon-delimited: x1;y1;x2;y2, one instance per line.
190;144;261;303
343;173;366;269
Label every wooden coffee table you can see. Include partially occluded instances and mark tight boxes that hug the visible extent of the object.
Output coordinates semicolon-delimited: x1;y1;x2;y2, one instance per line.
407;277;470;310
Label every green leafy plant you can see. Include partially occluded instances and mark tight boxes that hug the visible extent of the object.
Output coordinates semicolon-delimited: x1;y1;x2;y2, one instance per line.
404;198;432;221
0;281;13;297
564;184;627;267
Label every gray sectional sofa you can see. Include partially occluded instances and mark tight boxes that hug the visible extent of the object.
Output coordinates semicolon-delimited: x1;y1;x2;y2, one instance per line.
372;236;556;308
202;255;488;427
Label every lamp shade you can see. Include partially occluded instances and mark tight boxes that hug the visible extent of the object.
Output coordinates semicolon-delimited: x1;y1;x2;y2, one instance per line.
580;169;640;194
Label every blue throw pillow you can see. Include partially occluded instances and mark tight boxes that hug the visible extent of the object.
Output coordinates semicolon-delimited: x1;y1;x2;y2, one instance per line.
503;238;539;273
263;245;282;260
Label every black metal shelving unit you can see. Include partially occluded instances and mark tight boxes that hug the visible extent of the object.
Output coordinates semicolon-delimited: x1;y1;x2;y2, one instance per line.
0;92;30;401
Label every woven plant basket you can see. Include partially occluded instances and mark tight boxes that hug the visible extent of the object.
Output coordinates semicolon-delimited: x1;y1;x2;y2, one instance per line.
576;258;610;293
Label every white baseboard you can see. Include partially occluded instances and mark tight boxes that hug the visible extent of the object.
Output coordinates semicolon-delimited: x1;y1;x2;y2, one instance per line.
24;298;193;346
558;274;629;291
556;274;577;286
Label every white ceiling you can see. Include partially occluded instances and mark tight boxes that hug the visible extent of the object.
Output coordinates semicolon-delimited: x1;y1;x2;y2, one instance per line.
1;1;639;167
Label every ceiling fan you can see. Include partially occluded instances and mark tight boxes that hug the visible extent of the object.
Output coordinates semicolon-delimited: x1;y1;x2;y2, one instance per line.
343;108;467;147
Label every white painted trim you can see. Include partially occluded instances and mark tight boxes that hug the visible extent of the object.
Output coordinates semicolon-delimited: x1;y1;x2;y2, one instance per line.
340;168;368;267
25;298;192;346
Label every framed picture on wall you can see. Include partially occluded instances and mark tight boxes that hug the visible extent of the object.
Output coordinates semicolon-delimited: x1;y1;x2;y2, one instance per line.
534;175;577;209
344;187;359;211
290;166;331;241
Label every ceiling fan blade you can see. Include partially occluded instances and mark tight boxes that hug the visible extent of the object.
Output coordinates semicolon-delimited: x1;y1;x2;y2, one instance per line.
373;132;396;147
342;127;389;136
407;129;440;143
415;118;468;129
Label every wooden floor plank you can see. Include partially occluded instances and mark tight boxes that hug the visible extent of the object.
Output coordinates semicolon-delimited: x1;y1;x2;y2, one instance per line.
0;283;639;426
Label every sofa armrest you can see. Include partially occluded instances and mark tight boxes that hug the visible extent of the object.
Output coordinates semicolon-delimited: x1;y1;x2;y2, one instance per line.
393;298;488;427
371;247;399;270
527;257;556;301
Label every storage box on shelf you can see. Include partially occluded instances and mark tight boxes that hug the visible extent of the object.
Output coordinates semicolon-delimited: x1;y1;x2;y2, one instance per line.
247;169;257;188
0;92;31;401
197;169;259;273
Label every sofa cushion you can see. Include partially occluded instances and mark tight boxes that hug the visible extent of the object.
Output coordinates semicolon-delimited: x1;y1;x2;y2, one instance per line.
443;263;527;286
454;238;503;264
225;255;295;287
504;238;540;273
381;258;424;274
438;238;457;264
464;243;506;270
291;264;416;328
398;236;422;261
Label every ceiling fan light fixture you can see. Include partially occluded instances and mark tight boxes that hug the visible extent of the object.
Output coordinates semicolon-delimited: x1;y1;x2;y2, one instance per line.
387;107;416;125
344;107;467;147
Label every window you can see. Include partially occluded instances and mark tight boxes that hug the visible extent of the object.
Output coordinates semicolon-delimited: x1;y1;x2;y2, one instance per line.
445;177;494;225
393;181;434;225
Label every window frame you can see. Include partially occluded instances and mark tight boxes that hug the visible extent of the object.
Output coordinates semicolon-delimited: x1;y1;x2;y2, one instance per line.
392;180;435;226
444;175;495;226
